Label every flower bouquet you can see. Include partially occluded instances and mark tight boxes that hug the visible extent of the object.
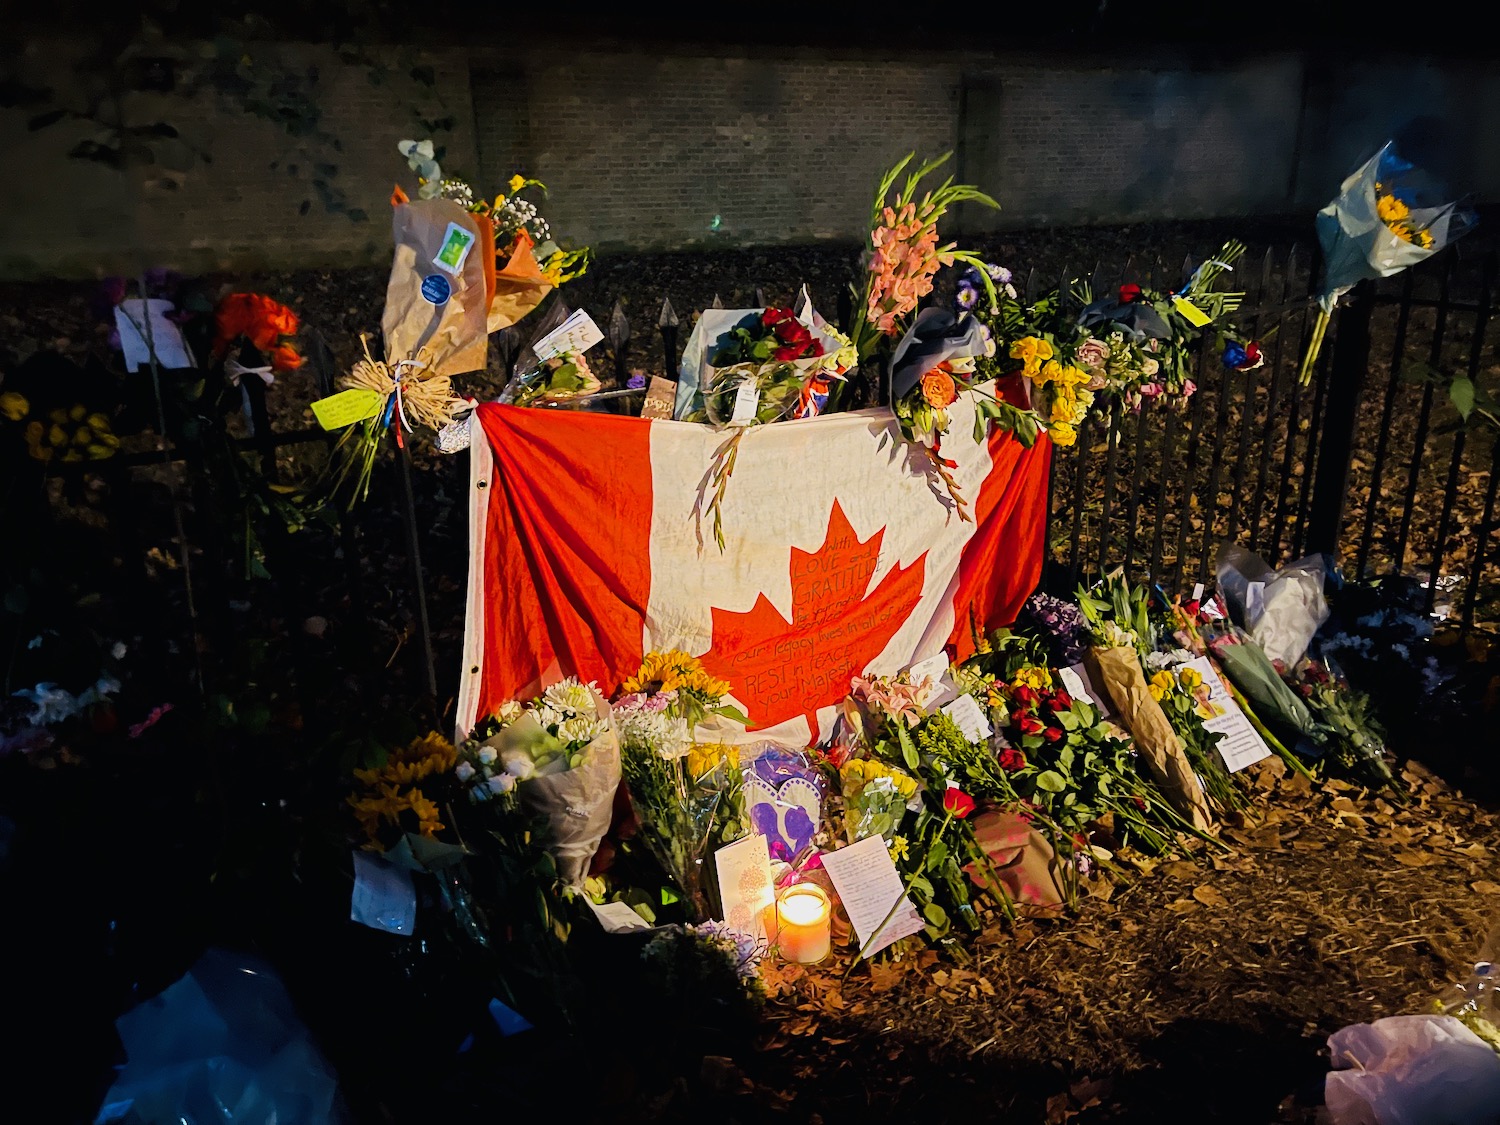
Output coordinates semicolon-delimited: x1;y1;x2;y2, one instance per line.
467;678;621;885
1076;577;1214;830
1147;664;1244;814
677;304;852;550
963;633;1211;882
838;757;918;844
614;652;749;917
1298;140;1477;384
971;242;1257;418
311;140;590;509
1207;626;1325;776
507;349;602;407
347;731;469;869
1280;657;1401;795
839;673;1010;939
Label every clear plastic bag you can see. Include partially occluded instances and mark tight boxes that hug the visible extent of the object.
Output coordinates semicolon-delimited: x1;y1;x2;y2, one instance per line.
95;949;345;1125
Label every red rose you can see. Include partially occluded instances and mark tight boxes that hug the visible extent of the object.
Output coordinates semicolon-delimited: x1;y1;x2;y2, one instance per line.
1050;689;1073;710
1244;341;1262;365
942;787;976;819
1013;686;1039;706
774;319;810;345
1042;726;1064;743
1118;283;1142;303
772;345;804;361
762;307;792;327
998;747;1027;773
1017;715;1044;736
1133;796;1147;811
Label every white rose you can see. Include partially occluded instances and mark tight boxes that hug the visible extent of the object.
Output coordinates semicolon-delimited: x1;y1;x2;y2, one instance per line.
500;748;535;780
455;761;476;782
477;746;498;765
489;773;514;794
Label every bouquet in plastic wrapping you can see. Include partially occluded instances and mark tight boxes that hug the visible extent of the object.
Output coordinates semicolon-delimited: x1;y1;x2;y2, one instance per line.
838;757;918;844
613;651;750;918
466;678;621;885
1299;140;1477;384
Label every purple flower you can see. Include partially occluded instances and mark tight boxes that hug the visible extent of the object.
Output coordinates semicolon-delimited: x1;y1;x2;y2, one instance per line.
986;263;1013;285
1024;592;1089;666
955;283;979;312
627;373;647;390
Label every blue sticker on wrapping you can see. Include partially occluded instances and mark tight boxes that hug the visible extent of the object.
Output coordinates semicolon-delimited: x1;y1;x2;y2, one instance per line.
420;273;451;306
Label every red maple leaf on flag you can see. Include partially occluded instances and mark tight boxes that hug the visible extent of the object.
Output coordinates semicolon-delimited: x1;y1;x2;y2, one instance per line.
699;501;928;736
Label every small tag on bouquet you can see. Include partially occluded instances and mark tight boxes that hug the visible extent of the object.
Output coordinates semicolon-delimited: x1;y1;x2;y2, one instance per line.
533;309;604;363
1172;295;1213;327
730;382;760;425
311;388;385;430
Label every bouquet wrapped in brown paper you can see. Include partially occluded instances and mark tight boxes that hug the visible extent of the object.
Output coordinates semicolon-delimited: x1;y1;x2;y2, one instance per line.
1086;644;1212;831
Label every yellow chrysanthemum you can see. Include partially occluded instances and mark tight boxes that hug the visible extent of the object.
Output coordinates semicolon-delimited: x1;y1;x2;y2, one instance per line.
686;742;735;780
0;391;28;421
1049;421;1077;447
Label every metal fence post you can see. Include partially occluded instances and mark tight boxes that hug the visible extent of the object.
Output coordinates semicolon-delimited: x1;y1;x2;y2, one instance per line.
1304;279;1375;558
396;441;439;705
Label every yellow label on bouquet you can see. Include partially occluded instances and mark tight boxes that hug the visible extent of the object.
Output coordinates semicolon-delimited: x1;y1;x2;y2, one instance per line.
1172;295;1213;328
311;388;384;430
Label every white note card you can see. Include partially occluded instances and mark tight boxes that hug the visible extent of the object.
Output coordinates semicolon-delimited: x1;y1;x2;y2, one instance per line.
587;900;651;933
350;850;417;936
906;652;955;708
941;693;992;743
1060;663;1116;719
115;299;196;372
533;309;604;362
730;381;760;424
1182;656;1271;772
714;833;775;939
821;834;925;957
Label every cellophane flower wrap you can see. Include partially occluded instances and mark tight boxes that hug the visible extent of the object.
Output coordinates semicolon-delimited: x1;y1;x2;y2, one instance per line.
469;679;622;886
614;652;749;918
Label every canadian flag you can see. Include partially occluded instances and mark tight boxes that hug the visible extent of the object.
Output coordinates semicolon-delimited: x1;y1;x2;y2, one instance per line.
456;386;1051;745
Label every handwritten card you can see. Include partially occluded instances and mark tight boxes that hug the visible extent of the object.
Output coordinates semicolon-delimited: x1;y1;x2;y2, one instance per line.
350;850;416;936
533;309;604;363
941;693;992;743
820;834;925;957
311;388;385;431
115;299;195;372
714;833;775;940
640;376;677;420
1183;655;1271;772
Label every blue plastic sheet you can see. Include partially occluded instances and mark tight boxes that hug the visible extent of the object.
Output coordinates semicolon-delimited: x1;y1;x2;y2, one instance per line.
95;948;343;1125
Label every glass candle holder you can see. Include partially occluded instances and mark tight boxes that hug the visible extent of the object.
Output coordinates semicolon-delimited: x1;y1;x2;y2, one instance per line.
773;883;831;964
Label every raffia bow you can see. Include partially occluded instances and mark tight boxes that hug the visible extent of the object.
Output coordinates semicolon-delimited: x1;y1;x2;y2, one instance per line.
342;334;462;436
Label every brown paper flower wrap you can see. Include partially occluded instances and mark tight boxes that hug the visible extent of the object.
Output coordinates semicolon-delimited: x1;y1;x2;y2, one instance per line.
1086;646;1212;831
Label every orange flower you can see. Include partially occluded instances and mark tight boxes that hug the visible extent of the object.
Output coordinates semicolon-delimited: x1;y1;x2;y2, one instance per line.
920;367;957;408
270;344;303;372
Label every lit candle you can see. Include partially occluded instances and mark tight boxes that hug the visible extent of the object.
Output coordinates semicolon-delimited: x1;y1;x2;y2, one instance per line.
774;884;832;964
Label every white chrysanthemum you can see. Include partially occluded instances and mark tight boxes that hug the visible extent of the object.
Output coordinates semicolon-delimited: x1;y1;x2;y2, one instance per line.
535;705;564;732
617;709;691;760
495;700;524;725
557;714;605;747
541;678;596;717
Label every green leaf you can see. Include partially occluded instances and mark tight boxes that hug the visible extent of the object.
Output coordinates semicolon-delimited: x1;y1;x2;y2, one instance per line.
1035;770;1068;793
713;703;749;724
1451;375;1475;421
922;901;949;927
926;841;950;871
